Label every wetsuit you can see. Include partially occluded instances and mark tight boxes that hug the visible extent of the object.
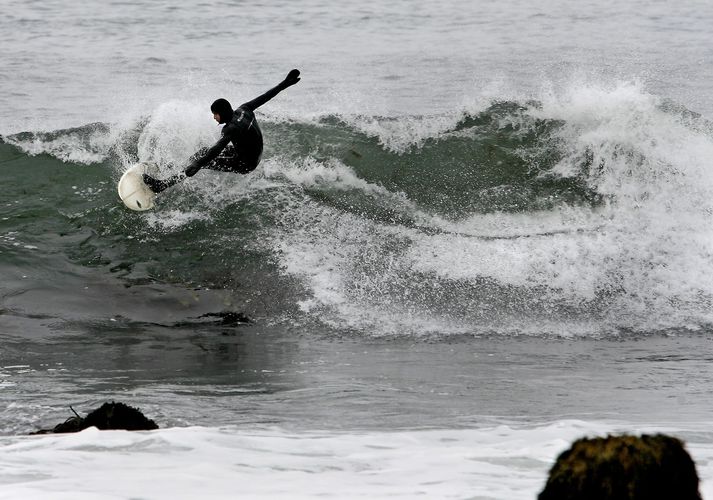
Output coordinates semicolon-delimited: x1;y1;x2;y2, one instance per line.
187;105;263;175
143;69;300;193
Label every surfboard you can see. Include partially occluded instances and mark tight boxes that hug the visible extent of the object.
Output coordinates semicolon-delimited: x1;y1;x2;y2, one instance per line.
118;163;157;211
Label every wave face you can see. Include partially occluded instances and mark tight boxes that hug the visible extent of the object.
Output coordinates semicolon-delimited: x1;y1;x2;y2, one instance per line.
3;82;713;337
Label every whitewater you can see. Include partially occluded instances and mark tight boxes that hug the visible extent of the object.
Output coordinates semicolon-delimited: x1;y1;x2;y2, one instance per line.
2;0;713;498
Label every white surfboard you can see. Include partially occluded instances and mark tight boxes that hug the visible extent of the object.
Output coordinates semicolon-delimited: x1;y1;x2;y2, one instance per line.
118;163;157;211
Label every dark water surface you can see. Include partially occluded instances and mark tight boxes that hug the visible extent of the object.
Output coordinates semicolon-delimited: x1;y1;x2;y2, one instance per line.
4;320;712;435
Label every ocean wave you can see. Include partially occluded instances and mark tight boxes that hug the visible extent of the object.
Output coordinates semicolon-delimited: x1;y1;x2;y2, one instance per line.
2;81;713;336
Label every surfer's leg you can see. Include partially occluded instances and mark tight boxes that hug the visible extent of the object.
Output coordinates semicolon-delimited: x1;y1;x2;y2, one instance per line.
204;144;236;172
143;172;186;193
188;147;210;163
207;157;258;174
231;159;259;174
202;145;258;174
142;144;224;192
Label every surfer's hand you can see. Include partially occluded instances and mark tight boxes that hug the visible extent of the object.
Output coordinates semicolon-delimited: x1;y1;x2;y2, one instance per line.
185;162;201;177
282;69;300;87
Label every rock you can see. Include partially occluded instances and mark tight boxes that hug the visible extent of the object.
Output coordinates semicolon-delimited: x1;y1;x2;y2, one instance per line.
31;402;158;434
538;434;702;500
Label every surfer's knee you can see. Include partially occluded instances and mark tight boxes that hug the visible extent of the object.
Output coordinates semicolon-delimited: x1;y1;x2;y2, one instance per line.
233;161;258;175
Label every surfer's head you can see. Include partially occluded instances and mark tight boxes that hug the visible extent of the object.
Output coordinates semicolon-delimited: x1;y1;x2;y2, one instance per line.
210;98;233;124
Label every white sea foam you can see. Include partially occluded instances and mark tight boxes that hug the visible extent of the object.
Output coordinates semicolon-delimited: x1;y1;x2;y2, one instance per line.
143;209;212;231
260;80;713;337
0;421;711;499
5;129;113;165
345;112;467;153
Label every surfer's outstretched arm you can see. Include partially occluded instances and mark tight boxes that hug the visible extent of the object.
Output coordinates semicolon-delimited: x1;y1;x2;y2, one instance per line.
240;69;301;112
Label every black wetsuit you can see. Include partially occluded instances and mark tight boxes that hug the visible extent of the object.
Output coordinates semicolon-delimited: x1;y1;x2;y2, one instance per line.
187;100;264;175
143;69;300;193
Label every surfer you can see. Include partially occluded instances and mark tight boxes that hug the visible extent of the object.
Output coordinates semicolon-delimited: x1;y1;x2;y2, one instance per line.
142;69;301;193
